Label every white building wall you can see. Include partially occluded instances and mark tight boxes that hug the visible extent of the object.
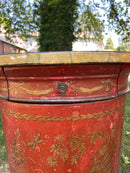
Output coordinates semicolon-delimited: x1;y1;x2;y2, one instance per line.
72;40;104;51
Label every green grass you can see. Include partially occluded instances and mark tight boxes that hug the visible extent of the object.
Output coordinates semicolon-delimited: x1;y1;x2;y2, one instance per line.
0;93;130;172
0;114;8;171
119;92;130;173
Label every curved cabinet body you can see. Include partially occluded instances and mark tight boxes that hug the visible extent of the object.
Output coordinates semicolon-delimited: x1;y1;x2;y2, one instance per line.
1;96;126;173
0;52;130;173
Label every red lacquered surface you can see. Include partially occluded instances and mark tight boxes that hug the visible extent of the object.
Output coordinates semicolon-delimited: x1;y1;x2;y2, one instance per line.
1;96;126;173
2;63;129;103
0;67;8;99
0;54;129;173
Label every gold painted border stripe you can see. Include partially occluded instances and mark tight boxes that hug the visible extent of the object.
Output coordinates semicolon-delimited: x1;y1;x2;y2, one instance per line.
2;105;124;122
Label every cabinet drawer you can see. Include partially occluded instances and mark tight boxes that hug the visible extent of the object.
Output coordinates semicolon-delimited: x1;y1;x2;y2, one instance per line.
1;63;129;103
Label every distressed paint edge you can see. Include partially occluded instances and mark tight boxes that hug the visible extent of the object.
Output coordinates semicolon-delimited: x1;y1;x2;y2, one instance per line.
0;52;130;66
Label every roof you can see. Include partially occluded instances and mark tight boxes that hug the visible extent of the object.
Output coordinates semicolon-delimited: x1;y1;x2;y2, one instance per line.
0;38;27;51
0;25;27;51
0;51;129;66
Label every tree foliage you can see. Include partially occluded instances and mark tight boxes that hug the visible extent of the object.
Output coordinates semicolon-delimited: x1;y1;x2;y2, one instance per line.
117;39;130;52
75;2;104;42
105;38;114;50
0;0;129;51
38;0;79;51
91;0;129;42
0;0;35;40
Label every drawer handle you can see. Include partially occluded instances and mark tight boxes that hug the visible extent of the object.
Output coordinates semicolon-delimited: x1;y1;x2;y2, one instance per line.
57;83;68;94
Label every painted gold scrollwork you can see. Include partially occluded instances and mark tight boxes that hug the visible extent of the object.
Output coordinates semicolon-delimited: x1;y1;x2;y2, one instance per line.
0;86;8;92
0;79;126;97
70;85;104;93
9;82;54;96
70;79;126;94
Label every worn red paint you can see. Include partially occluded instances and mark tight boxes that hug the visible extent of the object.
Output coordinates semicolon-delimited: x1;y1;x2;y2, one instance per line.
1;64;129;102
0;63;130;173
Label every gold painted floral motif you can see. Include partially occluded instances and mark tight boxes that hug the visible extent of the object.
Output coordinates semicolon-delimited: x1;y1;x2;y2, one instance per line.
27;133;44;150
47;135;69;168
10;127;118;172
10;129;38;172
10;129;25;171
2;104;124;122
47;125;120;171
47;131;111;168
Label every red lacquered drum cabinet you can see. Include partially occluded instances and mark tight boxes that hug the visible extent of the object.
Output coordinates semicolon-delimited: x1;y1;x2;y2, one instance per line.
0;52;130;173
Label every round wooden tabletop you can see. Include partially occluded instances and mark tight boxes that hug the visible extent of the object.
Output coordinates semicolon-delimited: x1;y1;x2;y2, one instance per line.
0;51;130;66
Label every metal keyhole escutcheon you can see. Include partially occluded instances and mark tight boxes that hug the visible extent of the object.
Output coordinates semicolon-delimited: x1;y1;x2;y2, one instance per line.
57;83;68;94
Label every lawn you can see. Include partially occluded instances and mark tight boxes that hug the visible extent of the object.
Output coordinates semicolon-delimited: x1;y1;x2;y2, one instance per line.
0;111;9;172
119;92;130;173
0;92;130;172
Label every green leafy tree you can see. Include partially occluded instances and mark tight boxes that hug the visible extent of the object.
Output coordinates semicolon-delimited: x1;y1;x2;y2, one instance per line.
38;0;79;51
0;0;36;41
0;0;129;51
75;2;104;42
105;38;114;50
117;39;130;52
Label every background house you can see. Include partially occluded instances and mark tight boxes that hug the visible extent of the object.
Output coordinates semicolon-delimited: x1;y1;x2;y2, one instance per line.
0;39;27;54
0;26;27;54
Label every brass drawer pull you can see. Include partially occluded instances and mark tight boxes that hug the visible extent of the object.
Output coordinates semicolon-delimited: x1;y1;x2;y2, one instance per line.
57;83;68;94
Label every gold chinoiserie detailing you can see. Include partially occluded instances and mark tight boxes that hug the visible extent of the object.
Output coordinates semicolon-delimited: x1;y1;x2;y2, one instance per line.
47;130;115;172
89;126;119;173
89;144;112;173
27;133;44;150
47;126;119;171
10;126;119;172
10;129;39;172
10;129;25;168
2;105;124;122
